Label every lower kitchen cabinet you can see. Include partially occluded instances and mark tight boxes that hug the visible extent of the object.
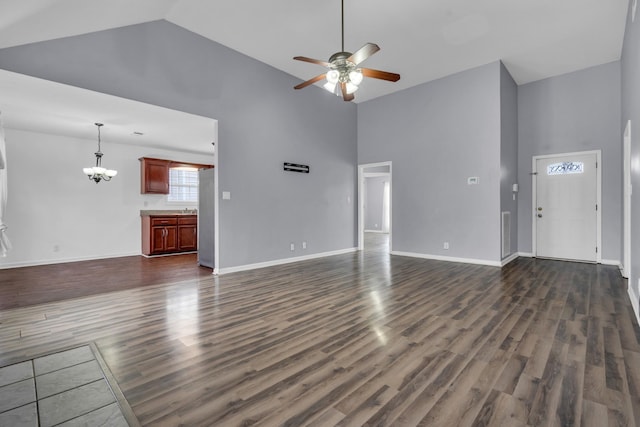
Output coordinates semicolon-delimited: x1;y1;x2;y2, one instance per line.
177;216;198;251
142;215;197;255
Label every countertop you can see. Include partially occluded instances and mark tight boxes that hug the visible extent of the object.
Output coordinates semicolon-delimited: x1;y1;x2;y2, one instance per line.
140;210;197;216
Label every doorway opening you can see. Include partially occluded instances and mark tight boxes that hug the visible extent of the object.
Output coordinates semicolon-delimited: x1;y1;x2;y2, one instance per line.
358;162;392;253
532;150;601;263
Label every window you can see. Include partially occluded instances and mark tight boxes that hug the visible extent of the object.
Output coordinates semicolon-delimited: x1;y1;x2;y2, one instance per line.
168;167;199;203
547;161;584;175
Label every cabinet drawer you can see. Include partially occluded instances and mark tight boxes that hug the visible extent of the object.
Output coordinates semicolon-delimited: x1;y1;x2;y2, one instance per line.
151;217;178;226
178;216;197;225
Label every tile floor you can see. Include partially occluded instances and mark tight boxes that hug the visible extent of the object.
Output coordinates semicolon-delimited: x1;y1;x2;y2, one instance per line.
0;345;130;426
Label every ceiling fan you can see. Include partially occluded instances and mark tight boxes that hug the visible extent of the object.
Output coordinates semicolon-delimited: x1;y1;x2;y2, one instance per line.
293;0;400;102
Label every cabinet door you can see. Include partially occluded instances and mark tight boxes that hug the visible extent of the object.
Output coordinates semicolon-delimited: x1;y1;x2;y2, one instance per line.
178;225;197;251
151;227;166;254
164;226;178;252
140;158;170;194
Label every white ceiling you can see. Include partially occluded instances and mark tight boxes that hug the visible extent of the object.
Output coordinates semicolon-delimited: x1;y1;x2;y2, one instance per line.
0;69;217;153
0;0;630;151
0;0;631;103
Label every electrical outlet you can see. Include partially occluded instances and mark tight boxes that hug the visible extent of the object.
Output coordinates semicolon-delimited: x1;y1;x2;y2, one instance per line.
443;242;449;250
290;243;295;251
53;245;60;252
302;241;307;249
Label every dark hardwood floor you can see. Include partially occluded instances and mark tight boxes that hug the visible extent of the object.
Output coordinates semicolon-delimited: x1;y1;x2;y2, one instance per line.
0;253;212;310
1;234;639;426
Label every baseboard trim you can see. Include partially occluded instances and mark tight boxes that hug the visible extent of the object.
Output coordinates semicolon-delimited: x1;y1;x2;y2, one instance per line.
219;247;358;275
0;252;141;269
390;251;502;267
518;252;534;258
501;253;519;266
628;286;640;326
601;259;622;269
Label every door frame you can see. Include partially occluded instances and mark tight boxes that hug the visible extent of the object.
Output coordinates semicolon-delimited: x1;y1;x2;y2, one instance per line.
358;161;392;251
624;120;632;278
531;150;602;263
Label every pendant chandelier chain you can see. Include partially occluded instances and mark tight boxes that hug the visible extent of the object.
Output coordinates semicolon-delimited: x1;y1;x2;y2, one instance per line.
96;123;102;154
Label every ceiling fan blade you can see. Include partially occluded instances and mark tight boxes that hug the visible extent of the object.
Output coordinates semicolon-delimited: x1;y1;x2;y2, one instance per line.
347;43;380;65
340;82;355;102
294;74;327;90
361;68;401;82
293;56;330;67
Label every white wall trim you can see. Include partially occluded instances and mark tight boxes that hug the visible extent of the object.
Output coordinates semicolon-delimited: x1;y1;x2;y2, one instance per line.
501;253;519;266
218;247;358;275
0;252;141;269
624;120;632;278
390;250;502;267
364;229;387;234
518;252;535;258
628;285;640;326
601;259;622;268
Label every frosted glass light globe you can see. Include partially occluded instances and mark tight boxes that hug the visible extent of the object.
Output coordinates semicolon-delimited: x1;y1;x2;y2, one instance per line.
326;70;340;84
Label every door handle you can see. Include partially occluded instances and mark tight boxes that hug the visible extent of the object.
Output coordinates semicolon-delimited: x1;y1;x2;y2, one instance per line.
537;213;543;218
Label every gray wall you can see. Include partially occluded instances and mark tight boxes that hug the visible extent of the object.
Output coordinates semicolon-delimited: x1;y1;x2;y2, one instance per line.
500;63;519;258
0;20;358;269
517;61;622;261
358;62;502;262
622;4;640;298
365;176;387;231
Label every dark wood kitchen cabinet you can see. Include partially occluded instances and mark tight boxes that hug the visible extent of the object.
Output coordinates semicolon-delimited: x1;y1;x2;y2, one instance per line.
139;157;214;195
177;216;197;251
142;215;197;255
139;157;170;194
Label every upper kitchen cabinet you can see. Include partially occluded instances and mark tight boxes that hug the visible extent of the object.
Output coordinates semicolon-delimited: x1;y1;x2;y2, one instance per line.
140;157;170;194
139;157;214;194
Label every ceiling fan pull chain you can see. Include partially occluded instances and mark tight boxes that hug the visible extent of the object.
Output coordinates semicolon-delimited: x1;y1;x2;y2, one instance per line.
341;0;345;52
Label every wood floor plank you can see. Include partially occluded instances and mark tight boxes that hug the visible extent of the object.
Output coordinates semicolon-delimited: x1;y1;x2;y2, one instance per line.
1;235;639;426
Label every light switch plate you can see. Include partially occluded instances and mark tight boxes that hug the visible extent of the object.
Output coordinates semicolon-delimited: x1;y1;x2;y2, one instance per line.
467;177;479;185
222;191;231;200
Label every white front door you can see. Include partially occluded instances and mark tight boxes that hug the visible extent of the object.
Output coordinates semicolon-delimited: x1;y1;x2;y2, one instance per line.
535;152;598;262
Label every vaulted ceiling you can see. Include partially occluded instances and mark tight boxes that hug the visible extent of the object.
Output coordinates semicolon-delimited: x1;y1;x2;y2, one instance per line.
0;0;631;103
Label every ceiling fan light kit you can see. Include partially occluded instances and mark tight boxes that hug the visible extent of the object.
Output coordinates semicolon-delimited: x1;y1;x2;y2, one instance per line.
293;0;400;102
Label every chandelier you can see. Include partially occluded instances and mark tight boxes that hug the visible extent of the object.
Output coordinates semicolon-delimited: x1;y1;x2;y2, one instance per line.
82;123;117;183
